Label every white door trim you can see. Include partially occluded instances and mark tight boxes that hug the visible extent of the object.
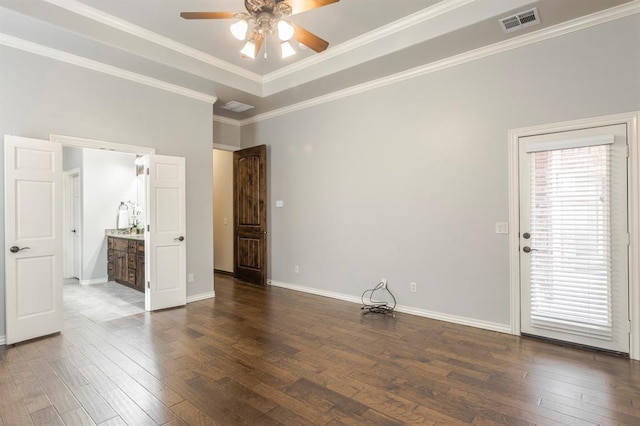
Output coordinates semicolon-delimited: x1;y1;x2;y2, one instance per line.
508;112;640;360
50;134;156;155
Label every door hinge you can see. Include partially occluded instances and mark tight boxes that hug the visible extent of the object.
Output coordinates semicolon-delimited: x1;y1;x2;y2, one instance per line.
147;281;150;289
626;145;630;158
627;232;631;246
147;167;150;175
147;224;150;232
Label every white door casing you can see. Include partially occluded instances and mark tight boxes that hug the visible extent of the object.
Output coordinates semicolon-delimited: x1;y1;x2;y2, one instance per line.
145;154;186;311
519;124;629;353
4;135;63;345
509;112;640;361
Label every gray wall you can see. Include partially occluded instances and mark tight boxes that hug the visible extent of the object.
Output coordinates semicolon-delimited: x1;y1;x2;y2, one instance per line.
241;15;640;326
62;146;82;171
213;120;241;148
0;46;214;338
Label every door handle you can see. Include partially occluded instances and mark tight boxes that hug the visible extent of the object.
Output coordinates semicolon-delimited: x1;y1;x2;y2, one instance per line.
71;229;76;233
174;236;185;242
522;246;538;253
10;246;30;253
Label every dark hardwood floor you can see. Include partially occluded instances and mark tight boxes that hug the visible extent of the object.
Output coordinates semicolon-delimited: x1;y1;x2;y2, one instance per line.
1;273;639;425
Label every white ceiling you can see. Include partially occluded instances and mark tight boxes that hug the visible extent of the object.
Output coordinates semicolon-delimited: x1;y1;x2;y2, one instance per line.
0;0;634;119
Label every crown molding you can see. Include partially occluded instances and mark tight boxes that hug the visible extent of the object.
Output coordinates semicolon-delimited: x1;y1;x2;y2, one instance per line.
262;0;474;83
42;0;262;84
242;1;640;125
213;115;242;126
0;33;217;104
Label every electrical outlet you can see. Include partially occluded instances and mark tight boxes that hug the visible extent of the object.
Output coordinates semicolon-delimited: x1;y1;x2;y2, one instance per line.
188;273;194;283
294;265;299;273
410;282;417;293
381;278;387;288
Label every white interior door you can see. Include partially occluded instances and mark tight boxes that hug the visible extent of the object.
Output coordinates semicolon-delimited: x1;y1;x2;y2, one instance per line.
145;154;186;311
519;124;629;353
4;135;63;345
72;174;81;279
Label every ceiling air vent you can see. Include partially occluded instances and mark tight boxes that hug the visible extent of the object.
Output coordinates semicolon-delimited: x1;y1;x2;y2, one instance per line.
499;7;540;33
219;101;254;113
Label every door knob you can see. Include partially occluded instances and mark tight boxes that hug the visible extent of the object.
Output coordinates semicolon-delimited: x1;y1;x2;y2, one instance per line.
10;246;30;253
72;229;76;233
174;236;185;242
522;246;537;253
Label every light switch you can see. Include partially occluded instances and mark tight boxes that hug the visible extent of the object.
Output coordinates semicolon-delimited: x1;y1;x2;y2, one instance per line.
276;200;284;208
223;217;228;225
495;222;509;234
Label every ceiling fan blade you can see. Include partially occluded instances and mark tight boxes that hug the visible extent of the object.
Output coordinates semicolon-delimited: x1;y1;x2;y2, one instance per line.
284;0;339;15
292;24;329;53
180;12;236;20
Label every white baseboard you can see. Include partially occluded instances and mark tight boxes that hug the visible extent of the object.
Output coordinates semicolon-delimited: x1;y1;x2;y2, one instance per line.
269;280;362;304
80;277;108;285
268;280;511;334
0;335;6;345
187;291;215;303
393;305;511;334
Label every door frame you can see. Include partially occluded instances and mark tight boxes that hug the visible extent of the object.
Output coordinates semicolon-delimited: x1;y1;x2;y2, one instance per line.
52;134;157;304
212;143;241;280
508;112;640;360
63;168;81;279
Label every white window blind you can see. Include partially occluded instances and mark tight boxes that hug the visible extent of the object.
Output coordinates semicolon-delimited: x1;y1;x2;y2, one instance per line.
529;144;612;339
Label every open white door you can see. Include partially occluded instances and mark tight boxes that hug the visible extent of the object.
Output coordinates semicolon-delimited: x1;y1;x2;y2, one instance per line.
4;135;63;344
145;154;186;311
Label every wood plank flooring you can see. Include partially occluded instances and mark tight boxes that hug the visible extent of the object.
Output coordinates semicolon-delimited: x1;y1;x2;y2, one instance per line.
1;273;639;425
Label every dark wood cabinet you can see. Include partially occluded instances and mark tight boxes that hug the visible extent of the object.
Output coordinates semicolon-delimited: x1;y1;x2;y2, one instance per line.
107;236;145;292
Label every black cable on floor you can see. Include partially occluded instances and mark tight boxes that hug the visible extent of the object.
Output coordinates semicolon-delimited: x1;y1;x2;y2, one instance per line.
361;281;396;317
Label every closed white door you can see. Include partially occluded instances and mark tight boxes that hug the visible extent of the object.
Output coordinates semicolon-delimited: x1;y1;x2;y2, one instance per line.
145;155;186;310
4;135;63;345
519;124;629;353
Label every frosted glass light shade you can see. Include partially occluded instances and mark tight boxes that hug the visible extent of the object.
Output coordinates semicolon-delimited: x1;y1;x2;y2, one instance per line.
240;41;256;58
230;20;249;40
280;41;296;58
277;20;294;41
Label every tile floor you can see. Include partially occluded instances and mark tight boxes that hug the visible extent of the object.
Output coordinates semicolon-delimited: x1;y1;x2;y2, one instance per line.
63;278;145;329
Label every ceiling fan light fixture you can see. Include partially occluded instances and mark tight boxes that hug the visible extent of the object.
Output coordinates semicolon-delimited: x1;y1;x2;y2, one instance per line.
277;20;294;41
230;19;249;40
280;41;296;58
240;40;256;58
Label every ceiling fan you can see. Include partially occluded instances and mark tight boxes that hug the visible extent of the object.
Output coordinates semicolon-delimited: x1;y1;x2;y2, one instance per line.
181;0;339;59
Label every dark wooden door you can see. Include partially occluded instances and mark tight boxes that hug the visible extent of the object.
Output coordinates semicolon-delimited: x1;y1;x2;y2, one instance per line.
233;145;267;285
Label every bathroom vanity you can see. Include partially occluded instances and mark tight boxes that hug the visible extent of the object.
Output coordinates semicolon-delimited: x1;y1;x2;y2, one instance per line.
107;234;145;292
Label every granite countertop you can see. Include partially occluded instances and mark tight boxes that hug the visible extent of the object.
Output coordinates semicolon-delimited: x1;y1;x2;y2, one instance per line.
105;229;145;240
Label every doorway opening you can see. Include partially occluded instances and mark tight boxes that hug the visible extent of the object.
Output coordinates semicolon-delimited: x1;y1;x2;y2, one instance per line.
62;146;147;325
212;145;268;286
213;148;234;275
